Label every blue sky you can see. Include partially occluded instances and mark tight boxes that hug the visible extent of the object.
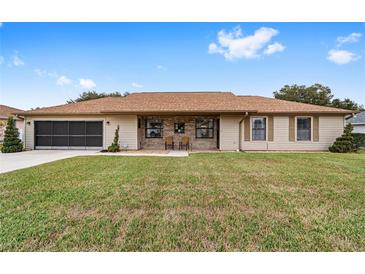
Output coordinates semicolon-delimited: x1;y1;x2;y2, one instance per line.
0;22;364;110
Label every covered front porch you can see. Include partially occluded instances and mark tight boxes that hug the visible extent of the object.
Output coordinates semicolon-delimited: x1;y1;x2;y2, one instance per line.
137;115;220;151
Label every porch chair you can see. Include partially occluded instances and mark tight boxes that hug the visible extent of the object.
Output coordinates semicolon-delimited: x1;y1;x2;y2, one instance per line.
164;136;174;150
179;136;191;151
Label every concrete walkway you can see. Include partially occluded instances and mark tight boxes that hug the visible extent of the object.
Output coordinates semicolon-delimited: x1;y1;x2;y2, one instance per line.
97;150;189;157
0;149;189;174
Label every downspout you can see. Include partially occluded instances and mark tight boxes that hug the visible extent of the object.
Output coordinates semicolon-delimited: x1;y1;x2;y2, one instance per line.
238;112;248;151
24;117;27;150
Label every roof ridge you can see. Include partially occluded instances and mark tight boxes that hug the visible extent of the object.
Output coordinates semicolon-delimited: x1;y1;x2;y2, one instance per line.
22;96;122;113
131;91;234;94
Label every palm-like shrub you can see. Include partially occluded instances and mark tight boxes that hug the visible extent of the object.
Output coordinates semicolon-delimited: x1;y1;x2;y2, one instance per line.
107;125;120;152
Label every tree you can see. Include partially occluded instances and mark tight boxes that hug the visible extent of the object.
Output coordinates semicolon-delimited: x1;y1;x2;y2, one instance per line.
67;91;129;104
1;116;23;153
273;83;363;111
331;98;364;111
107;125;120;152
273;84;333;106
328;123;357;153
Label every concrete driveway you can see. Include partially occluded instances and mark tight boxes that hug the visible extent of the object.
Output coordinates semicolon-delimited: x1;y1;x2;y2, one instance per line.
0;150;98;174
0;149;189;174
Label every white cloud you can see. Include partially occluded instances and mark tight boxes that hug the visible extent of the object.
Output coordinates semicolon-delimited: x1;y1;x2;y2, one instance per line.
156;65;166;70
264;42;286;55
34;68;47;77
131;82;143;88
337;32;362;47
34;68;59;79
208;43;224;55
47;72;58;78
56;75;72;86
0;56;4;65
208;26;284;60
12;53;25;66
35;69;72;86
327;49;360;65
79;78;96;89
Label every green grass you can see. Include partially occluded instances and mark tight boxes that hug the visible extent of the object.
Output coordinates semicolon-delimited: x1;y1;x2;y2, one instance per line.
1;152;365;251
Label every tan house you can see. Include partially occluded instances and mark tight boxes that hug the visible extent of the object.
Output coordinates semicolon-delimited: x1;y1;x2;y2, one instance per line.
0;104;24;143
16;92;354;151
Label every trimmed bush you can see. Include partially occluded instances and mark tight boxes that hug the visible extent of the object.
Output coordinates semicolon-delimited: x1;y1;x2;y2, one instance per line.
107;125;120;152
329;123;357;153
1;116;23;153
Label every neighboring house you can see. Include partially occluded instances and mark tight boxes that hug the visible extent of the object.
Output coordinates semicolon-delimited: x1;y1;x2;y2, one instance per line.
346;111;365;134
0;105;24;143
16;92;354;151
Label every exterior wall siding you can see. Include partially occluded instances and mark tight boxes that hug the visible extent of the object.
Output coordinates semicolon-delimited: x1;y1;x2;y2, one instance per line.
23;114;345;151
105;115;138;150
241;115;345;151
23;115;138;150
219;115;243;151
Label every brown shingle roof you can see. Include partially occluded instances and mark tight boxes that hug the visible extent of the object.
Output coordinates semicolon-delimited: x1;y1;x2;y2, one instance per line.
236;96;353;114
0;105;24;120
17;92;353;116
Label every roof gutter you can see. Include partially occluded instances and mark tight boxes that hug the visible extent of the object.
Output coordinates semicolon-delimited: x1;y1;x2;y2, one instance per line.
345;112;358;120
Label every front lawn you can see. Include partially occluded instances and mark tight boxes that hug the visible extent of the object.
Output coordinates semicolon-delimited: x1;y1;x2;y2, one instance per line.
1;152;364;251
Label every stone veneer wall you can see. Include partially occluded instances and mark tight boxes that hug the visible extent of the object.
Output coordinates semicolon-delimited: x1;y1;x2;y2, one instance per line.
139;115;218;150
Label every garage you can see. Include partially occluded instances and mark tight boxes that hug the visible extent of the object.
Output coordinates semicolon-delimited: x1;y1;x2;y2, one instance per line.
34;121;103;149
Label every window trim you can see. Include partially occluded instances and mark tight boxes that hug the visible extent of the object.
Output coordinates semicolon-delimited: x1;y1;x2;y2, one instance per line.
295;116;313;142
145;119;163;139
195;118;214;139
250;116;268;142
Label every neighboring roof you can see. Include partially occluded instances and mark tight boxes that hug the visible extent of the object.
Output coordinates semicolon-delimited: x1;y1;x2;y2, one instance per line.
17;92;354;116
0;104;24;120
347;111;365;124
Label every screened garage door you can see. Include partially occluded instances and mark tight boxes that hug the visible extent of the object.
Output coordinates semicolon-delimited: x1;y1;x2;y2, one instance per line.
35;121;103;149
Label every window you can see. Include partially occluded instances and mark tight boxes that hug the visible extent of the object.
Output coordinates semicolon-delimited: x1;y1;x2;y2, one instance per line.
252;117;266;141
174;123;185;134
145;119;163;138
297;117;311;141
196;118;214;138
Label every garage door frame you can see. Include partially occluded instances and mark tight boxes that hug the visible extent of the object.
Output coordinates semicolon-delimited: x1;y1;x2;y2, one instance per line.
34;120;104;150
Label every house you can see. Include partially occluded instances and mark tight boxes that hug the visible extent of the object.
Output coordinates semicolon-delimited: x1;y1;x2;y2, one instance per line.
16;92;354;151
0;104;24;143
346;111;365;134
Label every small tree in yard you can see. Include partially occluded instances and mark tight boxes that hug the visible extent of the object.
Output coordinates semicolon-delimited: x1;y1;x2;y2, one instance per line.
329;123;357;153
108;125;120;152
1;116;23;153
